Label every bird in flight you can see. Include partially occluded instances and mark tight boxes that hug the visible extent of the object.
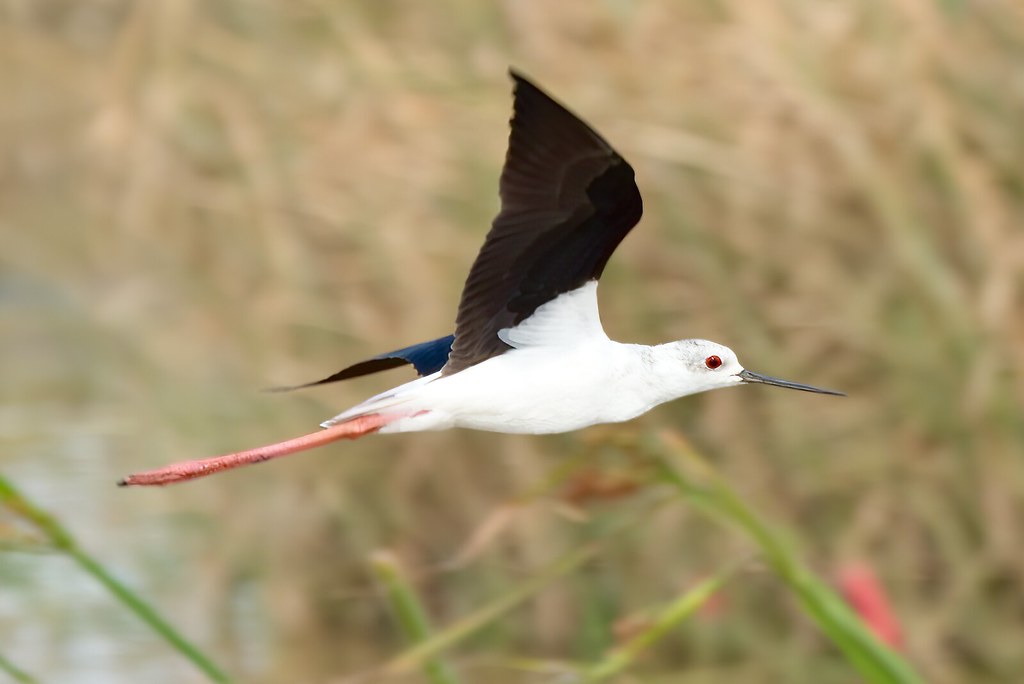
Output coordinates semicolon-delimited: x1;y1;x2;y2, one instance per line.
120;71;842;487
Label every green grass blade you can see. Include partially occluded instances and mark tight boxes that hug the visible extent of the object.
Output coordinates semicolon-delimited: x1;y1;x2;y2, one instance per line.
385;495;673;675
585;561;739;681
385;541;601;676
0;475;230;683
371;551;462;684
0;650;38;684
649;433;923;684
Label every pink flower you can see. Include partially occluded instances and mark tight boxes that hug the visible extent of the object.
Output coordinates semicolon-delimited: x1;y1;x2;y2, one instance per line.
838;563;903;650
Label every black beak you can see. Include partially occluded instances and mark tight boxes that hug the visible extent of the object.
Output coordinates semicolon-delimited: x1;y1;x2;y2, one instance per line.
737;369;845;396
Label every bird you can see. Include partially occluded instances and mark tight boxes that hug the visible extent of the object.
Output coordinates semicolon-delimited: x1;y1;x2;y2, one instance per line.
120;70;843;487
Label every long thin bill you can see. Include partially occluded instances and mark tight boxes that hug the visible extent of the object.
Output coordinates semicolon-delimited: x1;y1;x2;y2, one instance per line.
737;369;845;396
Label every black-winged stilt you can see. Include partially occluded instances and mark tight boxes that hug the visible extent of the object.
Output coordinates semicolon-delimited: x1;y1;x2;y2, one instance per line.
120;71;842;487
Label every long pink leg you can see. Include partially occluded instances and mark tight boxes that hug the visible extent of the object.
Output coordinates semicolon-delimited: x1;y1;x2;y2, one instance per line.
118;413;400;487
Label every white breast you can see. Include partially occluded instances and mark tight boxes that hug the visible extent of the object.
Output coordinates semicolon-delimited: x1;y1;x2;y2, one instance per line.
323;282;668;435
382;339;654;434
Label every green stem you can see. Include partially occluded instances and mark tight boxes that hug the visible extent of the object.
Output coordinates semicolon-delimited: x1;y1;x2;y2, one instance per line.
371;551;462;684
0;650;38;684
385;541;600;676
648;433;923;684
0;475;230;683
385;491;676;676
585;561;739;681
383;495;672;676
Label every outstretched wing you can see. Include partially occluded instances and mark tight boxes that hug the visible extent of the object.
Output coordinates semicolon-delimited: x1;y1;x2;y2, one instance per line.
444;71;643;375
271;335;454;391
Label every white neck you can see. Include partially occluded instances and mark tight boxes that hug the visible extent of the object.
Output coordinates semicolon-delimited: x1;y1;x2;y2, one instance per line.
624;341;739;409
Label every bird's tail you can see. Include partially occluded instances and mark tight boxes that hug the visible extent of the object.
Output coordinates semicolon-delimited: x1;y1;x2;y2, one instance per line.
118;413;401;487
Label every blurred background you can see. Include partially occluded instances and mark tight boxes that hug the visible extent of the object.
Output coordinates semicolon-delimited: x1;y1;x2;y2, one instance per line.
2;1;1024;682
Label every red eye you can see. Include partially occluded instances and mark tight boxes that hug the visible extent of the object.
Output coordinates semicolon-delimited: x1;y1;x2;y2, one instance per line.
705;355;722;370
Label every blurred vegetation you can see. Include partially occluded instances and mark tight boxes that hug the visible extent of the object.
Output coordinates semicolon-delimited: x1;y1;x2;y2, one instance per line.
2;0;1023;682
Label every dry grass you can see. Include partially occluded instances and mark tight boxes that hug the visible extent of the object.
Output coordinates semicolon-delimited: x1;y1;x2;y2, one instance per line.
2;0;1024;682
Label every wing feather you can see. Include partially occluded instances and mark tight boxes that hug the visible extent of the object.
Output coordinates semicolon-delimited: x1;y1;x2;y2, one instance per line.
444;72;643;374
270;335;454;391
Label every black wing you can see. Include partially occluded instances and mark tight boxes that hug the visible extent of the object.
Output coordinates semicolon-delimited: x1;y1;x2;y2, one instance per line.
444;71;643;375
270;335;454;392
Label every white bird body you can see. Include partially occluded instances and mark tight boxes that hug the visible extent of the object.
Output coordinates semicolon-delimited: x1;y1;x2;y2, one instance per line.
362;343;644;435
120;72;840;488
374;340;735;434
328;283;744;435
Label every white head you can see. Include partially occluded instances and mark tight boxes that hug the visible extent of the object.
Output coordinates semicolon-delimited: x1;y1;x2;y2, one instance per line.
658;339;844;399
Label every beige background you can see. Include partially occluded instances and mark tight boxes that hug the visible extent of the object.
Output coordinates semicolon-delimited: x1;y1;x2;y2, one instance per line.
3;1;1023;682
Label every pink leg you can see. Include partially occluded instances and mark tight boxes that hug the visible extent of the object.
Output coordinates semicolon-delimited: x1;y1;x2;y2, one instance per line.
119;413;400;487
